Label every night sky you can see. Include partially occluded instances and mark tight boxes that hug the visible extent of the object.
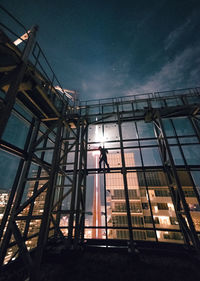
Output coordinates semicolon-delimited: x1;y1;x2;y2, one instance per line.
1;0;200;101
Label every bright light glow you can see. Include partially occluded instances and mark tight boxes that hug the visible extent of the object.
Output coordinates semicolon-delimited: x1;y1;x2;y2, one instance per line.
98;136;106;145
154;206;158;213
156;231;161;238
92;150;100;156
13;30;30;46
55;86;75;100
185;217;189;227
158;216;170;225
167;203;174;211
149;190;155;198
92;123;106;156
94;123;105;145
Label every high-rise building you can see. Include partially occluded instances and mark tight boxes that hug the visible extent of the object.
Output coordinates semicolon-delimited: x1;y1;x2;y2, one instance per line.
0;189;10;222
86;150;200;243
106;154;200;243
106;152;144;240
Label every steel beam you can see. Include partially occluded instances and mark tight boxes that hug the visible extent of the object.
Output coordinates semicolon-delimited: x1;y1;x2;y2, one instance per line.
0;26;37;139
67;118;81;244
74;120;88;247
23;137;48;241
0;118;34;243
152;110;200;249
30;118;63;280
0;118;40;266
117;105;135;251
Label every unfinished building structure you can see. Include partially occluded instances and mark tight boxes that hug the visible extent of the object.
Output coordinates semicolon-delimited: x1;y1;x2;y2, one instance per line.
0;6;200;280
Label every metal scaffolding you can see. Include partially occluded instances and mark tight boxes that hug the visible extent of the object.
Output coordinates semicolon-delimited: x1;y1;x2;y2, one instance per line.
0;11;87;278
1;6;200;280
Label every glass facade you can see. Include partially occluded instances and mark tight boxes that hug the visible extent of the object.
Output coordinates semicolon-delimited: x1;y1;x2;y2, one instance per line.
80;92;200;245
1;84;200;266
1;19;200;269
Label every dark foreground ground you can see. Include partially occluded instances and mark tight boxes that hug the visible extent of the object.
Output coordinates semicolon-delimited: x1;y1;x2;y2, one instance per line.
1;242;200;281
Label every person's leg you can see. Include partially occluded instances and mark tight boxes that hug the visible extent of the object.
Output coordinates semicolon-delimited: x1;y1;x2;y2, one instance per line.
99;157;103;170
104;157;110;171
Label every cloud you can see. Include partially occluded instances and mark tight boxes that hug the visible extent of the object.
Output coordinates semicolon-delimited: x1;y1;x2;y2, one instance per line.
80;44;200;100
164;19;191;50
126;44;200;95
164;8;200;51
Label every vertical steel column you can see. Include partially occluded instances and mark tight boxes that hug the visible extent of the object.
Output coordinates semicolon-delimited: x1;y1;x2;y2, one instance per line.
171;117;200;206
153;116;190;245
0;25;38;139
30;118;63;281
0;118;35;243
0;118;40;266
74;120;88;247
117;105;134;250
102;118;108;241
80;123;88;244
54;127;70;236
153;110;200;249
191;116;200;138
67;118;81;244
103;171;108;241
188;116;200;205
135;121;158;242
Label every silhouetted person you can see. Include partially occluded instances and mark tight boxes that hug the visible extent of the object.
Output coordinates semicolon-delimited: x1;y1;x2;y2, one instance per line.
98;146;110;172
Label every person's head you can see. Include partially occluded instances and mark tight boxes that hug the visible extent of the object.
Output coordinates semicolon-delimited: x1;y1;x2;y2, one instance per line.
98;146;102;150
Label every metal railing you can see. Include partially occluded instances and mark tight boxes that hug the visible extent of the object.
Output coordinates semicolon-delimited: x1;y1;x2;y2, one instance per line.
80;87;200;107
0;4;77;108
